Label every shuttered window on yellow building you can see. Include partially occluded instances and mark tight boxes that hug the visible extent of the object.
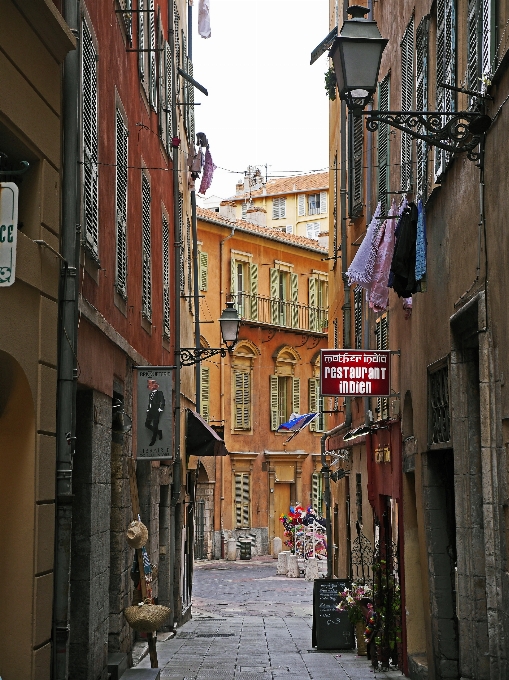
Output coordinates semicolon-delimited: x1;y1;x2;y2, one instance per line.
200;366;210;422
234;472;250;528
233;370;251;430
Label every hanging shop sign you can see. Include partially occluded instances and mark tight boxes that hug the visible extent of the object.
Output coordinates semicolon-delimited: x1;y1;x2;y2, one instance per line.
135;366;174;461
0;183;19;287
320;349;391;397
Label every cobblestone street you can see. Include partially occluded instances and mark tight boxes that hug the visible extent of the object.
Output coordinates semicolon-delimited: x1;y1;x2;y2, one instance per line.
136;558;403;679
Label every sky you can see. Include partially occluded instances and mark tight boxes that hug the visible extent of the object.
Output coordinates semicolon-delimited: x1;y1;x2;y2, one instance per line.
191;0;330;202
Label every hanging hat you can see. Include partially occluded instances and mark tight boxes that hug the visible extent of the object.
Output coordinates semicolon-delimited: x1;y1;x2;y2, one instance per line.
126;520;148;549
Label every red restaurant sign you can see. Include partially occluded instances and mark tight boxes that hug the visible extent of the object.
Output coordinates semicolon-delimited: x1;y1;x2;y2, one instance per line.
320;349;391;397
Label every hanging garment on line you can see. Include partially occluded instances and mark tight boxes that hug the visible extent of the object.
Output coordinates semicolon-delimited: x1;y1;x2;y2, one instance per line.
198;0;211;39
346;202;382;289
388;196;408;289
199;147;216;194
415;199;427;283
390;202;419;297
368;200;398;313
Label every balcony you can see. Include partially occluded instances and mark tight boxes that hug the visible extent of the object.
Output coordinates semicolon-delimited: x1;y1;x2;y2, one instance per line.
235;293;328;334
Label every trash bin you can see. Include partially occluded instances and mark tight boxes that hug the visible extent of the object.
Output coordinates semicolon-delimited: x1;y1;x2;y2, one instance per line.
239;538;252;560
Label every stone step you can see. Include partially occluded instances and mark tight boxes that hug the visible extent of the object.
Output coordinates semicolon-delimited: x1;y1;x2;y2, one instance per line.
121;670;160;680
108;653;129;680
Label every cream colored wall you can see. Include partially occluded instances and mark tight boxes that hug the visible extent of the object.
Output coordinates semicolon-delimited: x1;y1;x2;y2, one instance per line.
235;191;329;238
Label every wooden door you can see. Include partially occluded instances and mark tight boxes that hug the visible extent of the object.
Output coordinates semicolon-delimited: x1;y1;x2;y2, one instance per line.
274;483;291;542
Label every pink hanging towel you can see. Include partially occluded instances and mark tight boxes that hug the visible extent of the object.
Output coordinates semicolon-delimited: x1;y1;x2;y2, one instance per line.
198;148;216;194
346;202;382;289
198;0;211;39
368;200;398;313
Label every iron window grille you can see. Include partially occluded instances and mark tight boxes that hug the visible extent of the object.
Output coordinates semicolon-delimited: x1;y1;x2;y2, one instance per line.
428;359;451;445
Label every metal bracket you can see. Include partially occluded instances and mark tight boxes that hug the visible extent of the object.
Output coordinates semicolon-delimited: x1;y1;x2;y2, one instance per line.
177;68;208;96
179;347;227;366
362;110;490;162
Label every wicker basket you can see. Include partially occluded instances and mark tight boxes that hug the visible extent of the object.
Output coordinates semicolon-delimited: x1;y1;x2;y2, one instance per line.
124;599;170;633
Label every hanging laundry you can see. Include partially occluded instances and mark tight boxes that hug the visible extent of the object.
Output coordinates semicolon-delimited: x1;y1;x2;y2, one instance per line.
415;199;427;287
403;297;412;319
368;200;398;313
198;0;211;39
387;196;408;289
389;202;419;298
198;147;216;194
346;202;382;289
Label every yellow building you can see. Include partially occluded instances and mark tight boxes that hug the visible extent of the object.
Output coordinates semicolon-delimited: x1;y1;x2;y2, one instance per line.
0;2;75;679
220;170;329;241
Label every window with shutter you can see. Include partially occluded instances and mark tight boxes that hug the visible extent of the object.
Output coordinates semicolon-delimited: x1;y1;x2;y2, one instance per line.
188;60;195;142
298;194;306;217
272;197;286;220
141;174;152;320
270;268;279;325
312;472;323;515
230;257;237;297
306;222;320;239
481;0;494;89
199;252;208;291
149;0;157;110
292;377;300;415
309;277;318;332
115;109;128;298
319;192;327;214
376;314;389;419
201;366;210;422
377;74;390;210
401;16;414;192
349;115;363;217
118;0;132;42
158;19;166;146
173;2;180;73
333;154;338;258
308;194;320;215
162;212;170;338
234;473;250;528
416;17;429;200
165;41;173;148
138;0;146;83
179;191;185;296
270;375;279;431
82;20;99;255
354;286;363;349
233;370;251;430
467;0;494;96
290;272;299;328
435;0;456;180
186;217;192;310
250;263;258;321
309;379;317;431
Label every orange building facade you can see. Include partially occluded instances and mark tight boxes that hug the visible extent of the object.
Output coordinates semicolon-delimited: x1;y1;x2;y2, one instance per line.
193;207;330;558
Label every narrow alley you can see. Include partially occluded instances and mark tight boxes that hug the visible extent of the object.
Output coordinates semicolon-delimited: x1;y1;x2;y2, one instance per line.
136;558;403;680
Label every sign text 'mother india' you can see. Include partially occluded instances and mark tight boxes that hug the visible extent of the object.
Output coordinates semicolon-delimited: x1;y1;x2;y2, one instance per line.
320;349;391;397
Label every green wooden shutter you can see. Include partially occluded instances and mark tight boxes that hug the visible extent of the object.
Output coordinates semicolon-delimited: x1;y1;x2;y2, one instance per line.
234;370;251;430
230;257;236;297
312;472;323;515
199;252;208;291
270;268;278;325
290;272;299;328
270;375;279;431
250;263;258;321
309;378;317;431
201;366;210;422
235;473;250;528
292;377;300;415
416;17;429;200
309;277;318;331
400;16;414;192
165;41;173;148
377;74;390;210
435;0;455;180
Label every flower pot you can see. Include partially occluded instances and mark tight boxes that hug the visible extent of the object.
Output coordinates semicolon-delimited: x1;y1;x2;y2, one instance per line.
355;621;367;656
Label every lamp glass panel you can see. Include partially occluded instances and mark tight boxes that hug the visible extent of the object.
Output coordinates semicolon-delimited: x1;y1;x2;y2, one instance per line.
341;41;383;91
220;318;239;343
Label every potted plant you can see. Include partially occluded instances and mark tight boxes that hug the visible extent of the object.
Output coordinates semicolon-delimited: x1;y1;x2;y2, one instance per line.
336;583;372;655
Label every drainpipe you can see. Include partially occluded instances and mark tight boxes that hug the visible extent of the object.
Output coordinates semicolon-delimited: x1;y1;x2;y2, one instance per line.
364;101;373;424
341;102;352;428
53;0;80;677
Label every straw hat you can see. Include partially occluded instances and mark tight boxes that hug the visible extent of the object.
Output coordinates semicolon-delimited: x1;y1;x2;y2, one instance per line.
126;520;148;549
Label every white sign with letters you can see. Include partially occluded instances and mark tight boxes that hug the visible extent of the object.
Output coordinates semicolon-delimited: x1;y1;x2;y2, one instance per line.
0;183;18;287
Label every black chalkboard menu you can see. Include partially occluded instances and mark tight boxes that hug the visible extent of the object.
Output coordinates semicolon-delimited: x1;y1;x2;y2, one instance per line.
312;578;355;650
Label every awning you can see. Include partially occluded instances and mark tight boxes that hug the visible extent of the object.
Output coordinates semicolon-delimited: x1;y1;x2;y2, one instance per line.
185;409;228;457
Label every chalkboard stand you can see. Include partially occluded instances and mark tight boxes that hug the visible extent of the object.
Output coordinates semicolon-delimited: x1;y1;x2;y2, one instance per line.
312;578;355;650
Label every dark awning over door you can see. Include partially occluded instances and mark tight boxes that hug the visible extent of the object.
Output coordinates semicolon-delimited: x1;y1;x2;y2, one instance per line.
186;409;228;457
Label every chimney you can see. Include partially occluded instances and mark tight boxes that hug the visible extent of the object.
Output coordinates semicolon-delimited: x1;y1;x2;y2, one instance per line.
245;206;267;228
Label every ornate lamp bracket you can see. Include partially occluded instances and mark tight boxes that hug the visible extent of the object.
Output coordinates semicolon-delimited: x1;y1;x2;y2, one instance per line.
179;347;228;367
362;110;490;162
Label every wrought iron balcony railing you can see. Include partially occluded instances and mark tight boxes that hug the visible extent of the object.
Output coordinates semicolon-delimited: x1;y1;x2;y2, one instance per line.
235;292;328;334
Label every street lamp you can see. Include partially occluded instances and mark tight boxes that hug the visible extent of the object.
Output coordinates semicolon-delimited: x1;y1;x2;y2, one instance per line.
322;5;492;162
180;301;241;366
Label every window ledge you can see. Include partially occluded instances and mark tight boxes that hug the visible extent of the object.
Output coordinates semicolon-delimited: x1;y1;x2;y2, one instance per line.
141;314;152;335
114;290;127;316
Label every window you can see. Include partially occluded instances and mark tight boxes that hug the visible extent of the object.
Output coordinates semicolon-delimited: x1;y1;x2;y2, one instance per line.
309;276;328;332
285;225;293;234
164;41;173;150
186;217;192;310
416;17;429;200
115;108;128;298
149;0;157;110
311;472;323;515
270;267;297;327
234;473;250;528
375;314;389;419
270;375;300;430
349;116;363;217
467;0;494;97
231;258;258;321
401;16;414;192
199;251;208;291
435;0;456;180
241;202;248;220
173;2;180;69
118;0;132;41
428;361;450;445
178;191;185;296
308;193;320;215
306;222;321;239
82;19;99;255
354;286;363;349
158;19;167;148
200;365;210;422
355;473;363;524
333;154;338;260
298;194;306;216
272;197;286;219
162;212;170;338
141;174;151;320
138;0;147;85
377;74;390;211
233;370;251;430
309;378;324;432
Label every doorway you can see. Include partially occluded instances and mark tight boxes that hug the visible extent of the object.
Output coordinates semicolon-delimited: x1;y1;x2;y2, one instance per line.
274;482;291;542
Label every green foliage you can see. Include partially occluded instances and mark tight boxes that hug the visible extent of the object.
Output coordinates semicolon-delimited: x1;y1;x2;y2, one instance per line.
325;67;337;101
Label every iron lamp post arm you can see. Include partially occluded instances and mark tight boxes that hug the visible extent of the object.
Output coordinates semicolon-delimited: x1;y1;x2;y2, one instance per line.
179;347;228;366
362;110;487;162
